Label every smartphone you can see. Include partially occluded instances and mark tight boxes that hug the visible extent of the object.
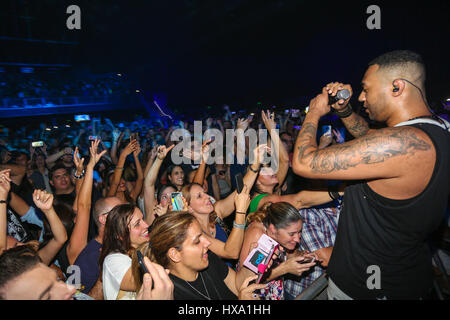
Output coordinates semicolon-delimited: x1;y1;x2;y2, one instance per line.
248;113;254;121
210;136;215;142
137;250;150;277
32;141;44;147
235;173;244;193
243;234;279;283
300;256;316;264
74;114;90;122
305;106;309;113
171;192;184;211
88;135;98;141
322;125;332;136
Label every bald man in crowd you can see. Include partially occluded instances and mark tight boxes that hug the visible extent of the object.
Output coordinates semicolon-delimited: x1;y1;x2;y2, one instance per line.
73;196;122;299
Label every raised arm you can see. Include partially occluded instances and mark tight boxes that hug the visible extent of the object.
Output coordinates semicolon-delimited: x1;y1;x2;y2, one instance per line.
292;87;434;182
140;146;158;199
110;130;123;165
0;164;26;187
107;139;137;197
234;118;248;162
46;147;73;169
143;145;174;226
325;82;373;138
32;190;68;265
0;169;11;254
214;144;268;219
129;141;144;201
72;147;85;214
205;184;250;259
192;140;211;186
67;139;107;265
261;110;289;187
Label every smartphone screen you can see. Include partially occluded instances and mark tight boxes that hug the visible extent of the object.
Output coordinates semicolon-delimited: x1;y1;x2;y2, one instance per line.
32;141;44;147
171;192;184;211
323;125;332;136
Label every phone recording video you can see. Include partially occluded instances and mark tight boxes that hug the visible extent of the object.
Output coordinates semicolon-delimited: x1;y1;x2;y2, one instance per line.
170;192;184;211
31;141;44;147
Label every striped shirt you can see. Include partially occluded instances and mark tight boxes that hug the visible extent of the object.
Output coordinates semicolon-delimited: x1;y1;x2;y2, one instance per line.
284;202;341;298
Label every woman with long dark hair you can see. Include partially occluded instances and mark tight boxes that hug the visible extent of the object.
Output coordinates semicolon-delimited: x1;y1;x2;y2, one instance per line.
99;203;149;300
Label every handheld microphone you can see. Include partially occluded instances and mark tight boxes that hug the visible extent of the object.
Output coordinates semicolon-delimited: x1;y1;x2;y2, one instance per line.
328;89;350;105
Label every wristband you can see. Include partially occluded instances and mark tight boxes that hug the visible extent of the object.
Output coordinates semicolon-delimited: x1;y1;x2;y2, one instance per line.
73;169;85;179
0;200;6;204
235;211;247;215
233;221;246;230
115;167;124;170
248;165;260;173
334;104;353;118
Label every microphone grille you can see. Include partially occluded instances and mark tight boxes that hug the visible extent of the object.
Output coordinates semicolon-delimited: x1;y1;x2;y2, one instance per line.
336;89;350;100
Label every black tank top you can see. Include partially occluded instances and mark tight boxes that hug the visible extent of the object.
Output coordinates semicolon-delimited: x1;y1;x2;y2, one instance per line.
327;122;450;299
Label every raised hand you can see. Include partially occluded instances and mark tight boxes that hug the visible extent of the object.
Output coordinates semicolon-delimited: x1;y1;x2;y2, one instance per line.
32;189;54;211
150;145;158;160
133;140;142;158
237;118;249;131
325;82;353;111
201;140;212;163
261;110;276;131
333;128;345;144
112;129;121;142
156;145;175;160
252;143;270;166
121;139;138;157
168;195;189;213
153;203;168;217
234;184;251;213
0;169;11;199
73;147;85;172
88;139;107;167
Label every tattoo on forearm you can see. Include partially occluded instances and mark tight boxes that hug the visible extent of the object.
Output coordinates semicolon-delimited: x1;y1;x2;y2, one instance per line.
296;126;431;174
343;114;369;138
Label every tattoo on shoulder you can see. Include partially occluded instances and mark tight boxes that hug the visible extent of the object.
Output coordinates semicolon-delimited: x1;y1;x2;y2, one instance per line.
297;126;431;174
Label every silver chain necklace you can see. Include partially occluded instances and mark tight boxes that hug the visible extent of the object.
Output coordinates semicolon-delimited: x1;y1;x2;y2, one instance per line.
184;273;211;300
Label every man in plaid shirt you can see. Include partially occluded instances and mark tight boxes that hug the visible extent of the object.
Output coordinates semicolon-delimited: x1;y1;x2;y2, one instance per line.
284;201;341;299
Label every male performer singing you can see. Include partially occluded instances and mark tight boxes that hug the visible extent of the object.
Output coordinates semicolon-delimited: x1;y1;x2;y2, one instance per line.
293;50;450;299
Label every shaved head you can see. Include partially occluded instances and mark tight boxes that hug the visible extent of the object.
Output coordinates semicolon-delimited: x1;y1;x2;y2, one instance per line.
368;50;426;91
93;196;122;228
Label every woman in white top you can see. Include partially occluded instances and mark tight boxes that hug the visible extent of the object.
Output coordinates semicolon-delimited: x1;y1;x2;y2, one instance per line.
99;203;150;300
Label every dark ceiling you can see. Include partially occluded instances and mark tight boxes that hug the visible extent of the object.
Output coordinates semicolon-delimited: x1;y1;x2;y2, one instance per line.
2;0;450;111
